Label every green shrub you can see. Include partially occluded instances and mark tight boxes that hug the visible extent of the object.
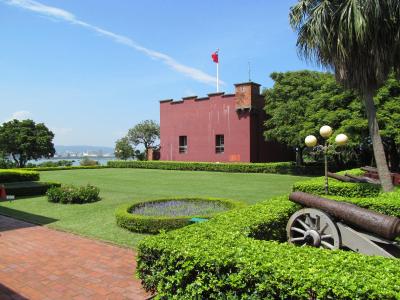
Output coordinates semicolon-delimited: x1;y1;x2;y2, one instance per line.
46;184;100;204
23;165;108;171
116;198;245;234
292;168;381;197
108;160;323;175
0;169;40;183
80;157;99;166
4;181;61;196
327;189;400;217
137;194;400;299
26;160;75;168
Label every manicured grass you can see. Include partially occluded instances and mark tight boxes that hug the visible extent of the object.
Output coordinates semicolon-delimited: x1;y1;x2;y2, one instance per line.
0;168;308;248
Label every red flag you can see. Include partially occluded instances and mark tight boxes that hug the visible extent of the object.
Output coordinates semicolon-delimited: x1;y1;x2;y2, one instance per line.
211;50;219;63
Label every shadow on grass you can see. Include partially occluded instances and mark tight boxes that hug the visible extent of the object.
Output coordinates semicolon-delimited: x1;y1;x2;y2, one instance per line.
0;283;29;300
0;206;58;232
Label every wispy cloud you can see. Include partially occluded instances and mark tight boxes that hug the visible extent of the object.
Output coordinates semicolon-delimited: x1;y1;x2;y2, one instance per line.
4;0;223;86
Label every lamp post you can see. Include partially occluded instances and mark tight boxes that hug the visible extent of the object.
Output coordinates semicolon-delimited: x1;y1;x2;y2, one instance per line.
305;126;348;194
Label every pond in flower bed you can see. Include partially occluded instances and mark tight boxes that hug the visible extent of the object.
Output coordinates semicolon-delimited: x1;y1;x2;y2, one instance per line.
131;200;230;217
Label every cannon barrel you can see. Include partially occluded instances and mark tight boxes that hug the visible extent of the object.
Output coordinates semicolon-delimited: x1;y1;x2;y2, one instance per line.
289;192;400;240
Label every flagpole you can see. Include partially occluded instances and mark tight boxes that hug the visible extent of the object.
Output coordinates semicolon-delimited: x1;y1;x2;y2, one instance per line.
216;61;219;92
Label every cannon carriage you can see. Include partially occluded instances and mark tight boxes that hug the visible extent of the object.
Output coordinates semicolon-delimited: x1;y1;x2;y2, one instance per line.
287;192;400;258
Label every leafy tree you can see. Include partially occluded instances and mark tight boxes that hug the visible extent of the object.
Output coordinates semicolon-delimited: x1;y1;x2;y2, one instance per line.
114;137;135;160
134;150;146;161
127;120;160;157
0;119;55;167
375;74;400;171
264;71;359;165
290;0;400;191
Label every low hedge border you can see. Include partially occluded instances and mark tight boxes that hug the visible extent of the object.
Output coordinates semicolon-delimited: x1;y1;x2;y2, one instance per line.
292;168;381;197
137;193;400;299
108;160;324;175
116;197;245;234
0;169;40;183
22;165;108;172
4;181;61;197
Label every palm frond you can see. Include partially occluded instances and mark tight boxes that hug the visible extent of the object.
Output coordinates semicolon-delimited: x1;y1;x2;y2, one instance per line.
289;0;400;94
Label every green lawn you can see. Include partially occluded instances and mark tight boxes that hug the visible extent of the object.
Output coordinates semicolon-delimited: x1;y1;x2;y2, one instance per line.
0;168;308;248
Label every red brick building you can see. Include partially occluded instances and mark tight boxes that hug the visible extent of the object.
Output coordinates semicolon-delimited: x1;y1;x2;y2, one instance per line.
159;82;293;163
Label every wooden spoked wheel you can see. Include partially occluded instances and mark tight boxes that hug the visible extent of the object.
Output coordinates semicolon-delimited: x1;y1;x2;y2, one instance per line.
286;208;341;250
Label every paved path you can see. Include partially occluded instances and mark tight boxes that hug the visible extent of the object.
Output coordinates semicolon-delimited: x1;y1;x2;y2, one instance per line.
0;215;150;300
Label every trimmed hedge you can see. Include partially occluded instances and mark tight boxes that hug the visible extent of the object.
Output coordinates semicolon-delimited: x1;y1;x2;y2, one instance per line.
116;197;245;234
4;181;61;196
292;168;381;197
328;189;400;217
137;194;400;299
46;184;100;204
23;165;108;172
108;160;323;175
0;169;40;183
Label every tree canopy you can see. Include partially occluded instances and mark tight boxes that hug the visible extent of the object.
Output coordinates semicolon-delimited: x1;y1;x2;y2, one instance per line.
114;137;135;160
127;120;160;151
290;0;400;191
0;119;55;167
264;70;400;170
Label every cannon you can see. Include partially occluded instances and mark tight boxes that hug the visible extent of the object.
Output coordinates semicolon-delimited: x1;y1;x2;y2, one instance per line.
287;192;400;258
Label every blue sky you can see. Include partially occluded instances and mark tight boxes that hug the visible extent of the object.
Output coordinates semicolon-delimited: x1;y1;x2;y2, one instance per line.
0;0;319;147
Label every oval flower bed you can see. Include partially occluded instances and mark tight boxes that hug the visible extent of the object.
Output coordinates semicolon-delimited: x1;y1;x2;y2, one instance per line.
115;197;245;233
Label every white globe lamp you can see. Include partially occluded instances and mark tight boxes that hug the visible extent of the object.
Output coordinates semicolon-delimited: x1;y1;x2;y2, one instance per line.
320;125;333;138
305;135;317;147
335;134;348;146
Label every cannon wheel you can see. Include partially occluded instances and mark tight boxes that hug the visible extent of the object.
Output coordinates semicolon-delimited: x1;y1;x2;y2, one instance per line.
287;208;341;250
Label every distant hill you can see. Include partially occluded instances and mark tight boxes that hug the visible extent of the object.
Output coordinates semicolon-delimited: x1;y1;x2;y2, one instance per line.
55;145;114;154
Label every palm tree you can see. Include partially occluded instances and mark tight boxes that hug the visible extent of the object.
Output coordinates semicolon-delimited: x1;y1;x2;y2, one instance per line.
290;0;400;192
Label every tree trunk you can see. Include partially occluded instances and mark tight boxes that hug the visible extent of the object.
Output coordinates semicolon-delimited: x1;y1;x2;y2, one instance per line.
296;147;304;166
363;91;394;192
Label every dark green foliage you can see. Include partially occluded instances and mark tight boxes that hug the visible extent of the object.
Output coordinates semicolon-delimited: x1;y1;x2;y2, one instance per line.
264;71;359;164
26;160;75;168
292;169;381;197
0;169;40;183
292;179;381;198
328;191;400;218
23;165;107;171
114;137;135;160
290;0;400;192
0;156;16;169
108;160;323;175
79;157;99;166
4;181;61;196
46;184;100;204
137;194;400;299
116;198;245;234
0;119;55;167
127;120;160;153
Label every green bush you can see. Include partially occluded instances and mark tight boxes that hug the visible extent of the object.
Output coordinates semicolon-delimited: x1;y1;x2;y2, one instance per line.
108;160;323;175
4;181;61;196
292;168;381;197
137;194;400;299
23;165;108;171
327;190;400;217
80;157;99;166
0;169;40;183
116;198;245;234
26;160;75;168
46;184;100;204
